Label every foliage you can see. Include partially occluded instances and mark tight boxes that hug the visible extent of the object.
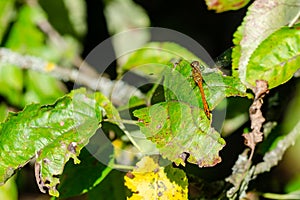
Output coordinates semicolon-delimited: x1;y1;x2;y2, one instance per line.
124;156;188;199
0;0;300;199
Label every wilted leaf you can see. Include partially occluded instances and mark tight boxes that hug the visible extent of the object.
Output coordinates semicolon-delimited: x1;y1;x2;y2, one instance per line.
133;102;225;167
0;88;103;197
205;0;250;13
246;25;300;89
125;156;188;200
232;0;300;88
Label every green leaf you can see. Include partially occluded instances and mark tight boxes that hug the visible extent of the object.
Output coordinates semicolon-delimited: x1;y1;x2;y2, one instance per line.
125;156;188;199
120;42;199;75
0;176;17;200
0;65;23;106
56;148;112;198
62;0;87;37
246;25;300;89
205;0;250;13
163;60;248;112
0;103;8;123
104;0;150;34
286;174;300;194
5;4;81;63
23;71;66;105
0;0;15;44
94;92;121;124
88;170;127;200
0;88;103;197
104;0;150;66
5;5;46;56
39;0;86;38
232;0;300;88
132;59;248;166
2;5;68;106
133;102;225;167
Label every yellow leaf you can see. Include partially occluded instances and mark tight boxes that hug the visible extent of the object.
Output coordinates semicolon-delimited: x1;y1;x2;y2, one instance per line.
124;156;188;200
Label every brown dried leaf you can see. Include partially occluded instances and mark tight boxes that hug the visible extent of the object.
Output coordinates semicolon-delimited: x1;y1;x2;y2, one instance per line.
243;80;269;159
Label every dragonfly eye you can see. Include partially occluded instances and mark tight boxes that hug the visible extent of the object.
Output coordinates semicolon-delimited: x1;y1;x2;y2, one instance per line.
190;61;204;71
190;61;199;68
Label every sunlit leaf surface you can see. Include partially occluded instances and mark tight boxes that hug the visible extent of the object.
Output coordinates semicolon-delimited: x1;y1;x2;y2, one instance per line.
163;60;248;111
125;156;188;199
134;102;225;167
246;25;300;89
0;89;102;197
232;0;300;88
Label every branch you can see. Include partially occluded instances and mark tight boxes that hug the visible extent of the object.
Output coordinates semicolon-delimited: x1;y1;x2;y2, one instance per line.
26;0;100;78
226;119;300;199
0;48;145;106
254;119;300;175
226;80;269;199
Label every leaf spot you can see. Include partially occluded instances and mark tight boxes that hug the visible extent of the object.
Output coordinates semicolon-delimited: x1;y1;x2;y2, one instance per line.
43;158;50;164
158;191;163;197
126;172;135;179
67;142;77;154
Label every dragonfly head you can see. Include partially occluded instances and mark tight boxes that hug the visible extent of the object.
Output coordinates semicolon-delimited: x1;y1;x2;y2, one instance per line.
190;61;204;71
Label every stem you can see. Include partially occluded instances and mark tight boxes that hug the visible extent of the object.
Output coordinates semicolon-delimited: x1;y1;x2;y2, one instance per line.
110;164;135;170
0;48;145;106
262;191;300;199
123;129;142;152
254;119;300;175
103;118;138;125
288;10;300;27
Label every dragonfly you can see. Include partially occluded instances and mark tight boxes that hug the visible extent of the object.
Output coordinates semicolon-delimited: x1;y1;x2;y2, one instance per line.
189;48;233;120
190;61;211;119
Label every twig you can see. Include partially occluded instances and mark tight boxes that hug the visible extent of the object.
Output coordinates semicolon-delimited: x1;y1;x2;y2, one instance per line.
226;80;269;199
26;0;99;78
226;83;300;199
262;190;300;199
288;9;300;27
0;48;145;106
226;149;252;199
227;120;300;199
254;119;300;175
110;164;134;170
